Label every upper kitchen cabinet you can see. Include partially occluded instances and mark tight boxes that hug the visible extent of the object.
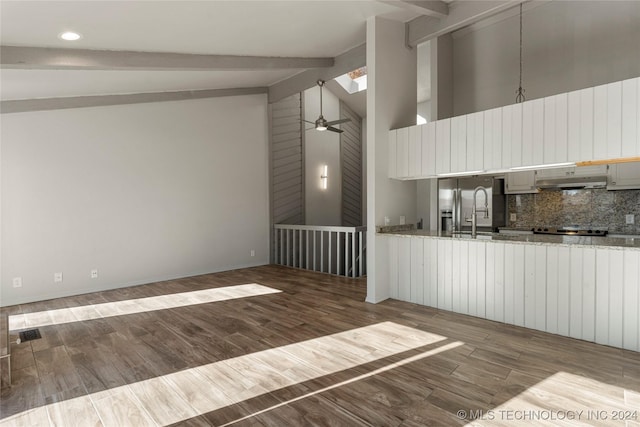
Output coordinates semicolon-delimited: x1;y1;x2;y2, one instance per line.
483;108;502;171
544;93;568;164
502;103;523;168
396;127;410;179
450;115;467;173
621;77;640;157
607;162;640;190
467;111;485;172
388;129;397;178
594;81;623;160
408;125;422;178
522;98;544;167
505;171;537;194
567;87;595;162
435;118;451;175
421;122;437;177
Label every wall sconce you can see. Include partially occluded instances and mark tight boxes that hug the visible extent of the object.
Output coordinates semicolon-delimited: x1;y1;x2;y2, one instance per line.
321;164;328;190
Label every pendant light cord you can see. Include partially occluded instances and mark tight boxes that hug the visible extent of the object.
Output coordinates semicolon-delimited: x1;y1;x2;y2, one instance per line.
516;3;526;103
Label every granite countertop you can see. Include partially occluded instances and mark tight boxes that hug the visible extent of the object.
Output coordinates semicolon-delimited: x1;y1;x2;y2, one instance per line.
378;229;640;249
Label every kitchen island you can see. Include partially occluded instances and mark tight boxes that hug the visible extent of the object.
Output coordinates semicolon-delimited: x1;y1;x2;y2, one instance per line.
378;230;640;351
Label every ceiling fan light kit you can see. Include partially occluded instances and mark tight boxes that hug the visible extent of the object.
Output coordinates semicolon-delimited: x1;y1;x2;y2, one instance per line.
303;80;351;134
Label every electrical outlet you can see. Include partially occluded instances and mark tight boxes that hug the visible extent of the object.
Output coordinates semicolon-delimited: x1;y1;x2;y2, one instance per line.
626;214;634;225
54;272;63;283
250;250;255;257
384;216;390;226
12;277;22;288
400;216;406;225
90;269;98;279
510;213;517;221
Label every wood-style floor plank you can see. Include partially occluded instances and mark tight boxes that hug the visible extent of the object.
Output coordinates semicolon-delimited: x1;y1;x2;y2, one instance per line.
1;265;639;426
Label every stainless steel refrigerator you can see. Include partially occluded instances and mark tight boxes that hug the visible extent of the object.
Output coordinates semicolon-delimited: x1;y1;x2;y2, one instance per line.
438;176;506;234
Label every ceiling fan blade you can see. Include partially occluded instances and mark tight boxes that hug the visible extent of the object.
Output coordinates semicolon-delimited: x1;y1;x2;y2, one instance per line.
326;118;351;126
305;127;316;131
327;126;344;133
302;119;316;125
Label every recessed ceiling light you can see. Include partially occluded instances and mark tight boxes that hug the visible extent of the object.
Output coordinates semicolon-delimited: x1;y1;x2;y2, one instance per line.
59;31;81;41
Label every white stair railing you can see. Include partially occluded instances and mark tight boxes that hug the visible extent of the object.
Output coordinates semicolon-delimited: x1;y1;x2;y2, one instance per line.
273;224;366;278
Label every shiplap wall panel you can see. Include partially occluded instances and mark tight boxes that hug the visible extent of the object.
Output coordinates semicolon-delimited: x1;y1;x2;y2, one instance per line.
271;94;303;224
340;101;362;226
389;237;639;352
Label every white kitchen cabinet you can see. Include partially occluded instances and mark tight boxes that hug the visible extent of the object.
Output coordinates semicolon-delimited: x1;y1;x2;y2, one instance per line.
396;127;409;179
410;237;424;304
622;77;639;157
568;87;595;162
408;125;421;178
388;129;397;179
502;103;523;168
594;81;623;160
607;162;640;189
522;98;544;167
483;108;502;171
467;111;484;172
544;93;568;164
421;122;437;177
435;118;451;175
450;115;467;173
385;234;639;351
505;171;537;194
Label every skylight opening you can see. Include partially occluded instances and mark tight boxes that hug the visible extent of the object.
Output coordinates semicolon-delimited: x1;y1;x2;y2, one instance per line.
335;66;367;94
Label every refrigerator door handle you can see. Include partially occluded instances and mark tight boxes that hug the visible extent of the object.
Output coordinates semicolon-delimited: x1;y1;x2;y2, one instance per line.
452;189;458;233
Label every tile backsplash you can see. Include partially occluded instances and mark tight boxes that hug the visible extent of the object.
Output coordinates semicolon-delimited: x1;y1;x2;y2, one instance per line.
507;188;640;234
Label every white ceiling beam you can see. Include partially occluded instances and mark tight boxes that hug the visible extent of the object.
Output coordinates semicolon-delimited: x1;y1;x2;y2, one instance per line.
268;44;366;104
381;1;449;19
407;0;528;47
0;46;334;71
1;87;268;114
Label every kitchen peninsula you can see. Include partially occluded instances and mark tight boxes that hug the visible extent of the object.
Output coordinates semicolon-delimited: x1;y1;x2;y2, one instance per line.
378;227;640;352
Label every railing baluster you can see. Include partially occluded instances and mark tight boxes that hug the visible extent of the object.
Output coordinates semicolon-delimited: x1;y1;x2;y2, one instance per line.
358;231;363;276
320;231;324;273
351;232;356;278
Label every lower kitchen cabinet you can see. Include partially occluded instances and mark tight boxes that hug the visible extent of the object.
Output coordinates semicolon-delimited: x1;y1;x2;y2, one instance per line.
383;234;640;352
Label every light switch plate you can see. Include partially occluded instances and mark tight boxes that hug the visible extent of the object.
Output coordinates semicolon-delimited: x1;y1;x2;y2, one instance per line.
54;272;63;283
510;213;517;221
12;277;22;288
400;216;406;225
626;214;634;224
384;216;390;226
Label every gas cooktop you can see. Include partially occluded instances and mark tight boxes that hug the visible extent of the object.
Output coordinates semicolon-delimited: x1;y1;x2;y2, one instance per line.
531;227;608;236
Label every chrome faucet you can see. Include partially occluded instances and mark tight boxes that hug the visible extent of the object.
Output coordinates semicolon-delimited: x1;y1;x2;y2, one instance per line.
466;186;490;237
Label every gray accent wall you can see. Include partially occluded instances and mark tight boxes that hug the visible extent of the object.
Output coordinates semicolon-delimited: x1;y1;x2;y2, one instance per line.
340;100;363;226
270;94;304;224
1;95;270;306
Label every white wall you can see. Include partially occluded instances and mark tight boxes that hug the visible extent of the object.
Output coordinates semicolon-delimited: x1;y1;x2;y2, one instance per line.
453;1;640;115
367;16;417;303
304;85;342;226
1;95;270;306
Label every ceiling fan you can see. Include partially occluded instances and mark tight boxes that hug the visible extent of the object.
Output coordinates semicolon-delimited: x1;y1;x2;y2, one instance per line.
304;80;351;133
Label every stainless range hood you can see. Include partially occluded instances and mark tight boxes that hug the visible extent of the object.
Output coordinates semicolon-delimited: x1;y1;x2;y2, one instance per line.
535;175;608;189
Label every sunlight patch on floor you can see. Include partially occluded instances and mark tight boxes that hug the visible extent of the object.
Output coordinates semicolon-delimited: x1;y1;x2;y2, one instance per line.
8;284;281;330
465;371;638;426
1;321;452;427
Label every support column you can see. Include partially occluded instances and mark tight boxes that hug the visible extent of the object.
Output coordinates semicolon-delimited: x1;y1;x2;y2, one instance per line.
366;17;417;303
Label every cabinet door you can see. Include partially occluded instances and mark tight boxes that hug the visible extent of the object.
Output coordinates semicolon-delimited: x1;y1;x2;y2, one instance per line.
388;236;399;299
522;98;544;166
467;111;484;172
622;77;639;157
421;122;437;176
502;103;523;168
608;162;640;189
396;127;409;178
398;237;411;301
450;115;467;173
408;125;422;178
484;108;503;171
410;237;424;304
544;93;568;164
568;87;594;162
388;129;397;178
594;81;623;160
505;171;537;194
435;119;451;175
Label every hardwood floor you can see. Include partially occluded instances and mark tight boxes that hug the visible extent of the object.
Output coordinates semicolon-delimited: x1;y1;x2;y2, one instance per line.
1;265;639;426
